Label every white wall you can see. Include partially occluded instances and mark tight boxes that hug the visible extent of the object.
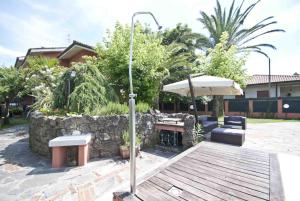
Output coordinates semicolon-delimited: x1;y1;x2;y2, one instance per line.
280;85;300;97
244;84;278;98
225;82;300;99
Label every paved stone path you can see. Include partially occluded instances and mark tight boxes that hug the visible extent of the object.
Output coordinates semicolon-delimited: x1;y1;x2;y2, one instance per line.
243;122;300;156
0;125;176;201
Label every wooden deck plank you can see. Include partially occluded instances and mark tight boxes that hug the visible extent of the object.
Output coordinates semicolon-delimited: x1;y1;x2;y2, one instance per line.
177;156;270;184
202;142;269;158
175;160;270;192
167;165;269;200
167;167;269;201
148;177;206;201
160;170;245;201
136;181;181;201
114;142;285;201
148;176;173;191
156;172;223;201
186;154;270;178
192;151;270;171
199;144;270;160
190;151;270;174
171;163;269;197
198;147;270;166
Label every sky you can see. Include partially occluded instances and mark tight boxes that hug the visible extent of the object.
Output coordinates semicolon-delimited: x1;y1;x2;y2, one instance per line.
0;0;299;75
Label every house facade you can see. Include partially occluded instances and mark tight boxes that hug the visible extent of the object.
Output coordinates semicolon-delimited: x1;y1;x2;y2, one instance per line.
14;40;97;106
225;74;300;99
15;40;96;69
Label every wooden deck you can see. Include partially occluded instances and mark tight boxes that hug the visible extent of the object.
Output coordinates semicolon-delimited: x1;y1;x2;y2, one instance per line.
114;142;284;201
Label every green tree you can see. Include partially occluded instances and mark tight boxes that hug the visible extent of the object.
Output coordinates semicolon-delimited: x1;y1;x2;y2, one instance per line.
197;32;248;116
95;23;169;106
53;57;116;113
160;24;201;111
22;56;65;110
0;67;22;124
198;0;285;56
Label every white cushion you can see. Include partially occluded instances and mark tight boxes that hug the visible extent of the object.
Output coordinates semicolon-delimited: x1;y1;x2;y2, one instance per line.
49;134;92;147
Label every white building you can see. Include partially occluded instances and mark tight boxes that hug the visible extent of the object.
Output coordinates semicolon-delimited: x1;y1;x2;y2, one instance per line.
225;74;300;99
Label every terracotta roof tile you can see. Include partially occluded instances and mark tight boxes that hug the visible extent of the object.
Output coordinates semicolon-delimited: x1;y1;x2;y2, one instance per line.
247;74;300;85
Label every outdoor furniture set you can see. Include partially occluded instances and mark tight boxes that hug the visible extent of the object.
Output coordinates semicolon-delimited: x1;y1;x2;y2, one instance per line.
211;115;246;146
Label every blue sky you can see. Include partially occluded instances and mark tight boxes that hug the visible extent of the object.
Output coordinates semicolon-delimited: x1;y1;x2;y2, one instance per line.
0;0;300;75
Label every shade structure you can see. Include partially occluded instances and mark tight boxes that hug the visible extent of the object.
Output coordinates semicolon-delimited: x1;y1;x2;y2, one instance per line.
162;75;243;96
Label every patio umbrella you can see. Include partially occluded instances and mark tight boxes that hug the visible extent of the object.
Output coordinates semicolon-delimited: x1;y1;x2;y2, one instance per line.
162;75;243;121
162;75;243;96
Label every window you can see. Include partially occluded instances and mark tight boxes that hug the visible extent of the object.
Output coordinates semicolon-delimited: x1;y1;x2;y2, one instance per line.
257;90;269;98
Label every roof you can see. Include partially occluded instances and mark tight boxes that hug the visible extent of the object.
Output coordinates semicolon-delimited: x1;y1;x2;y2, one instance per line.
247;74;300;85
15;47;66;68
57;40;95;59
14;56;25;68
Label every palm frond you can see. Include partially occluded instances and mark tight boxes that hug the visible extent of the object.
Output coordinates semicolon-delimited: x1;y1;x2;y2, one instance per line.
241;29;285;45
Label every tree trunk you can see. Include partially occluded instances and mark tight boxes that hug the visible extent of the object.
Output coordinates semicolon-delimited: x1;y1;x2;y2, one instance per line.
212;95;224;117
4;96;10;125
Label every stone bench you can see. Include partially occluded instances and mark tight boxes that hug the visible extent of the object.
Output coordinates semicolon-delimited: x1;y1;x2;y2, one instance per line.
49;134;91;168
211;128;245;146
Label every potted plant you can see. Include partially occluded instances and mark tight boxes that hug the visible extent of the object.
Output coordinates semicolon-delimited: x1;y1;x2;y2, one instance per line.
120;131;142;159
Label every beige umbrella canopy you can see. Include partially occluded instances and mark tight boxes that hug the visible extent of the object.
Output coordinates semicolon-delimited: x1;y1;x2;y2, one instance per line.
162;75;243;96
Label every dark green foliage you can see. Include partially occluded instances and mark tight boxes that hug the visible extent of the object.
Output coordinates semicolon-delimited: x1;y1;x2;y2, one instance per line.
90;102;129;116
136;102;150;113
194;123;205;143
0;67;22;123
54;58;117;113
95;23;169;105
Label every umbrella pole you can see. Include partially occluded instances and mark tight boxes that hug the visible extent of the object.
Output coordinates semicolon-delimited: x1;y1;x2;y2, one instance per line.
188;74;198;124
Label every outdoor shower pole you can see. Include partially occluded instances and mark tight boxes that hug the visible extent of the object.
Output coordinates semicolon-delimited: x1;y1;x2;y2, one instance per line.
128;12;162;195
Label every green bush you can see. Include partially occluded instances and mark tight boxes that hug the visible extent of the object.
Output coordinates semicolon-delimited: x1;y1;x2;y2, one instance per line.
53;59;117;114
121;130;142;147
121;131;130;147
136;102;150;113
91;102;129;115
194;123;204;143
10;107;23;115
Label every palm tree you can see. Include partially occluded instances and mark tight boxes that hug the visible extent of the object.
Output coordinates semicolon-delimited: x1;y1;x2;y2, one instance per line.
198;0;285;57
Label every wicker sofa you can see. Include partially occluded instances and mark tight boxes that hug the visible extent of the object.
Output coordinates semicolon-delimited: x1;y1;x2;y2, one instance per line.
224;116;247;130
198;115;218;133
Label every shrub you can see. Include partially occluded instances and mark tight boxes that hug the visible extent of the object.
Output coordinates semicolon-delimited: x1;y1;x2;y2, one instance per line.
91;102;129;116
53;58;117;114
121;130;142;148
194;123;204;143
121;131;130;147
136;102;150;113
10;107;23;115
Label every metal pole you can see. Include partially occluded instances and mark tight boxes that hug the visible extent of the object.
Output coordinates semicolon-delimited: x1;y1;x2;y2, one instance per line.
268;57;271;97
128;13;136;195
187;74;198;124
128;11;161;195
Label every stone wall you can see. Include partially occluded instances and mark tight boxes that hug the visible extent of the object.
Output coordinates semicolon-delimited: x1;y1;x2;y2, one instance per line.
29;112;195;158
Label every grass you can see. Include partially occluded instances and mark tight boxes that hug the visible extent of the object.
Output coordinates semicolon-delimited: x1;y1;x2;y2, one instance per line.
218;116;300;124
0;117;30;130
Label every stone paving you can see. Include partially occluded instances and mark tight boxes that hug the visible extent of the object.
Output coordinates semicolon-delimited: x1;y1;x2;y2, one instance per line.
243;122;300;156
0;125;176;201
